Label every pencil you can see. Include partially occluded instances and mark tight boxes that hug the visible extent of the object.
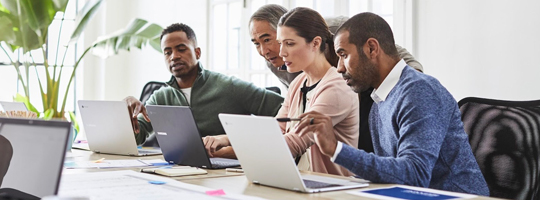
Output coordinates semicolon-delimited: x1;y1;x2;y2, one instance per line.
275;118;301;122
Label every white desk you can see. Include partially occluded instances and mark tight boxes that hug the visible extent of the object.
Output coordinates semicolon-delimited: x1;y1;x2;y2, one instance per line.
63;149;502;200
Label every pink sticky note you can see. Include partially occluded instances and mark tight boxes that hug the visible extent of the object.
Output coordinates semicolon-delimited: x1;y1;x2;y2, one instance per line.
206;189;226;196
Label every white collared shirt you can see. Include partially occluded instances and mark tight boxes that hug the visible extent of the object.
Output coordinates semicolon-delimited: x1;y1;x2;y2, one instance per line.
371;59;407;104
331;59;407;162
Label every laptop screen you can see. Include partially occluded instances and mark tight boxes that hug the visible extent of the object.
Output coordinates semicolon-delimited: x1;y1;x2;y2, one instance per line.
0;118;70;198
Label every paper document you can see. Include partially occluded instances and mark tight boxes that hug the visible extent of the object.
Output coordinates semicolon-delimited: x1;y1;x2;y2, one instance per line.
64;159;169;169
347;186;476;200
59;170;264;200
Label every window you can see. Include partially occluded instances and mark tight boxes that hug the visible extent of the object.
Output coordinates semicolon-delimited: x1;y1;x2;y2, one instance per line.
0;0;83;115
208;0;394;96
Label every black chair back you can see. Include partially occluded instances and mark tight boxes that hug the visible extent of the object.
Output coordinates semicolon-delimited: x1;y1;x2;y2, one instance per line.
265;86;281;95
139;81;166;105
458;97;540;200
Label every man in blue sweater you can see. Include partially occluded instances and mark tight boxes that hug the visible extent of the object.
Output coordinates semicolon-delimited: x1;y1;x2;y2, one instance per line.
296;12;489;195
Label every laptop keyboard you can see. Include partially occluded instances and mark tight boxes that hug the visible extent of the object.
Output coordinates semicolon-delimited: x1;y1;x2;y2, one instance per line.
138;149;161;154
210;159;240;169
303;179;343;189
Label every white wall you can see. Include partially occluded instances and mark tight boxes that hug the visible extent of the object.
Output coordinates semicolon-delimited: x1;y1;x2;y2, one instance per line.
413;0;540;101
81;0;540;102
81;0;208;101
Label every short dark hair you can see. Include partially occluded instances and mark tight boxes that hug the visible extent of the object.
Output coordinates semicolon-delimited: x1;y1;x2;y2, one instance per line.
249;4;287;31
336;12;398;58
278;7;338;67
160;23;198;46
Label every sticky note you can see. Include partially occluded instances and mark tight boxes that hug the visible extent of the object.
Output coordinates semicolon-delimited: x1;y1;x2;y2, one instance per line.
206;189;226;196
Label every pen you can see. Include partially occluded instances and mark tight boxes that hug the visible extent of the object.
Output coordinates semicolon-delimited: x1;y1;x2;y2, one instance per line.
225;168;244;173
276;118;301;122
93;158;105;163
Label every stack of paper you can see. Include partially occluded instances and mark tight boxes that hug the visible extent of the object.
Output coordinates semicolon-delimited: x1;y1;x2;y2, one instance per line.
59;170;263;200
64;159;169;169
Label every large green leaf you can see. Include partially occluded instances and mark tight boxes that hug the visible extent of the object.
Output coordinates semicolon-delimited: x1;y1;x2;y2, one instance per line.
0;15;15;43
0;0;68;52
69;0;102;44
91;18;163;58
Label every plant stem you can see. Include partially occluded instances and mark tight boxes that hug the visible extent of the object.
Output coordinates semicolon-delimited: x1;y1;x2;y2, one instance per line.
1;44;28;97
29;52;46;111
60;46;91;116
53;11;67;81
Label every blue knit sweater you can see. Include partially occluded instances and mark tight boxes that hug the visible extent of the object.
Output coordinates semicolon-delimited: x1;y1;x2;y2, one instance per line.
335;66;489;196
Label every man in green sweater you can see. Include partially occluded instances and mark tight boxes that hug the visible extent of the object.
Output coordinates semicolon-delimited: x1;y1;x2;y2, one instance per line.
124;23;284;157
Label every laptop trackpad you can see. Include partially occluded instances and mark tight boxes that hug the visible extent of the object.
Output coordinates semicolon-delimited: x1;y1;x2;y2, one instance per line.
302;174;366;187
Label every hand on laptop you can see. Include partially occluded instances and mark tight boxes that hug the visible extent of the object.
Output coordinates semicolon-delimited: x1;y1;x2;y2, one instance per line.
124;96;151;134
296;111;338;157
203;135;231;157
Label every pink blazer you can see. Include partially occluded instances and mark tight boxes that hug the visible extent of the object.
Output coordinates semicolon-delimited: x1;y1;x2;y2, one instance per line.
276;67;359;176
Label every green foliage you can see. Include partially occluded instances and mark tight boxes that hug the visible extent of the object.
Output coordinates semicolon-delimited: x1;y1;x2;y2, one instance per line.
0;0;163;122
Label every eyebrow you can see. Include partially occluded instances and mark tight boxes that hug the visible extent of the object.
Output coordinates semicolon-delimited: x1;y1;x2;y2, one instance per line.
251;33;271;42
335;48;345;54
163;44;187;51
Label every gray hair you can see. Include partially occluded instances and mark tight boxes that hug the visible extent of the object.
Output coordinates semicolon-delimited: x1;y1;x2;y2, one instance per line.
249;4;288;30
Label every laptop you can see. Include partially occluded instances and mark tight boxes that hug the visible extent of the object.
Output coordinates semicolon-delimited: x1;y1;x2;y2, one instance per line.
0;101;28;112
218;114;369;193
146;105;240;169
0;118;70;200
78;100;161;156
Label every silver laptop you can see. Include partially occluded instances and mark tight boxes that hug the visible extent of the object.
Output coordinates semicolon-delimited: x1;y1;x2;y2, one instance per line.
78;100;161;156
218;114;369;193
0;101;28;112
0;118;70;199
146;105;240;169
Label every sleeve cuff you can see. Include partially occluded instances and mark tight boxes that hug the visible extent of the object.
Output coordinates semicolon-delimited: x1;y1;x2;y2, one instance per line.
330;141;343;162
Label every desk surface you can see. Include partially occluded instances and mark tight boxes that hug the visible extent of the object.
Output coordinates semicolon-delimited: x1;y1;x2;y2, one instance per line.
64;149;501;200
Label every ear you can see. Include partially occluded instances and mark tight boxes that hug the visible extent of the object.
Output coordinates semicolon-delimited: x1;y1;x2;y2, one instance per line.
312;36;322;51
365;38;380;62
195;47;201;60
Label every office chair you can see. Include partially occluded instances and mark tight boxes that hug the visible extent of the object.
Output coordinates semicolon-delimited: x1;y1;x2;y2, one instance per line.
458;97;540;200
265;86;281;95
139;81;167;105
139;81;166;147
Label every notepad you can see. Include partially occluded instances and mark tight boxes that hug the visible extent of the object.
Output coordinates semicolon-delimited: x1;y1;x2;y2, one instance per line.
141;167;207;177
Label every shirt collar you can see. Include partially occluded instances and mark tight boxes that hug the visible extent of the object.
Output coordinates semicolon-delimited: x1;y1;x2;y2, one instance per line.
166;62;205;90
371;59;407;103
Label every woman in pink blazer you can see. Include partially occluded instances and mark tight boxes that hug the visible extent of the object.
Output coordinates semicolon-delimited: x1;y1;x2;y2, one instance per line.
204;7;358;176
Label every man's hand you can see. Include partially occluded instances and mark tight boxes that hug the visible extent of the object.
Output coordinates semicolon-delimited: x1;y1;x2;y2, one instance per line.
296;111;338;157
202;135;231;157
124;96;150;134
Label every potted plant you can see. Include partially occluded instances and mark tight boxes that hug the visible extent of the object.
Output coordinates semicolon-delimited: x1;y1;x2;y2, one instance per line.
0;0;163;140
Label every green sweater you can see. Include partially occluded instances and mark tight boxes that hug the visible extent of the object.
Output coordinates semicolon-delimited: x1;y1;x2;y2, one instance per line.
135;64;284;144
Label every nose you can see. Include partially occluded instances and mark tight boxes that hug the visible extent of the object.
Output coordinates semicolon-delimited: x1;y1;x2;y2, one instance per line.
336;59;346;73
170;51;181;61
260;44;269;56
278;45;287;58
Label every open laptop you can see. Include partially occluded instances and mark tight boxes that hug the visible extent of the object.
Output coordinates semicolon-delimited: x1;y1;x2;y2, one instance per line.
0;118;70;200
218;114;369;193
146;105;239;169
78;100;161;156
0;101;28;112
